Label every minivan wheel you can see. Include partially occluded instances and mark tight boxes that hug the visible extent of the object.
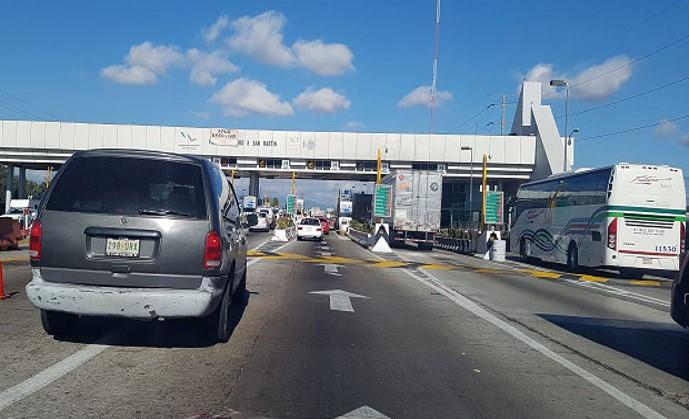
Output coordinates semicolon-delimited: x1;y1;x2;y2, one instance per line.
232;271;248;305
40;310;78;336
206;279;232;343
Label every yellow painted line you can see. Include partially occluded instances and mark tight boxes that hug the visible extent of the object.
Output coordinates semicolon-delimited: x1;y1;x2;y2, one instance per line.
628;279;662;287
521;269;561;279
474;268;500;274
0;257;29;263
302;256;362;265
368;260;410;269
579;274;609;283
421;263;453;271
247;250;266;257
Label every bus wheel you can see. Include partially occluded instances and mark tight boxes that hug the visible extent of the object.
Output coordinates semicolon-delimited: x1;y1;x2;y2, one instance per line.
567;243;579;272
519;238;528;260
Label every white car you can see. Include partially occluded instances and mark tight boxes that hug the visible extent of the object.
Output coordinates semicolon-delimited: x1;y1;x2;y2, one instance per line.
297;218;323;241
249;212;270;232
258;207;276;229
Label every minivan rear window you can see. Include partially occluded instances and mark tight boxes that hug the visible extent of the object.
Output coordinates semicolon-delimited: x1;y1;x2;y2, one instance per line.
46;156;208;219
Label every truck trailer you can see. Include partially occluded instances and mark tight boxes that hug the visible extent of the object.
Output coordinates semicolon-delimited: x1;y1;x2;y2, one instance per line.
380;170;442;250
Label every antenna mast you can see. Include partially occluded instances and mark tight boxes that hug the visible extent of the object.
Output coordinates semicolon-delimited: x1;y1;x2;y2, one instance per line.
430;0;441;134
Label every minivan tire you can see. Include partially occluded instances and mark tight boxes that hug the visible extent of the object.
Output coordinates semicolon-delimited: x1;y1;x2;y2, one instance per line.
40;309;78;336
232;271;248;305
205;278;233;343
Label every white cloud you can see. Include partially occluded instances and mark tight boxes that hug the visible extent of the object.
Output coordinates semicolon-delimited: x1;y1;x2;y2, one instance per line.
226;11;296;67
101;42;185;85
655;118;678;139
292;40;354;76
211;78;294;117
187;49;238;86
203;15;228;43
293;87;351;113
522;55;633;102
344;121;365;130
398;85;453;108
101;65;157;85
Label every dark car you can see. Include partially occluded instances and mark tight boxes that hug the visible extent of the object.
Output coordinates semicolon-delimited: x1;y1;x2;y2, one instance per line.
26;149;256;342
671;254;689;328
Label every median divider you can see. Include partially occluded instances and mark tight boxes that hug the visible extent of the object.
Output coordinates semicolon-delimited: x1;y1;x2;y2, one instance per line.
347;228;372;248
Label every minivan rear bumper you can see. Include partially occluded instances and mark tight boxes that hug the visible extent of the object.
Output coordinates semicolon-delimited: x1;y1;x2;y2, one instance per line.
25;268;225;319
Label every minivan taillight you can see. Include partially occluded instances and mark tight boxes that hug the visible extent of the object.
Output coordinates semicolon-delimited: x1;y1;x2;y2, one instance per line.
203;231;222;269
29;221;41;260
607;218;617;251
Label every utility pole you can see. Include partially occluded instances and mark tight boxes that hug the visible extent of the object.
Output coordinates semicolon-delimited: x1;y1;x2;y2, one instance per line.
500;95;508;135
481;154;488;233
291;171;296;195
376;148;382;184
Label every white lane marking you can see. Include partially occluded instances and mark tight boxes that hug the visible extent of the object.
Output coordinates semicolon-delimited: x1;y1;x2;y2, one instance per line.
319;252;333;257
247;239;296;268
321;264;342;277
309;289;370;312
400;268;665;419
336;405;390;419
336;233;349;241
565;279;670;307
0;236;291;411
0;338;111;411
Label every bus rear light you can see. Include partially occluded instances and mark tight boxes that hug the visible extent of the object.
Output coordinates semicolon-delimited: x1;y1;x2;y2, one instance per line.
607;218;617;251
681;222;685;256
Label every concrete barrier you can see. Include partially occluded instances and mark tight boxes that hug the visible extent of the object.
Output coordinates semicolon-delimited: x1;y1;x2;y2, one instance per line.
347;228;372;248
271;226;296;242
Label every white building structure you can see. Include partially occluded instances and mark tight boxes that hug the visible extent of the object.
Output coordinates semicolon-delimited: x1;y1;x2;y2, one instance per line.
0;82;570;225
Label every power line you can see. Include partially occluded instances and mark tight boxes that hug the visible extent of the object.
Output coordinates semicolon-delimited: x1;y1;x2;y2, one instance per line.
0;87;60;120
571;31;689;89
0;99;45;120
450;103;495;132
560;0;686;72
556;74;689;119
578;112;689;141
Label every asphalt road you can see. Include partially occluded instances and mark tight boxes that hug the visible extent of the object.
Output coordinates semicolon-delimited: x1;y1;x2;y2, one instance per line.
0;230;688;418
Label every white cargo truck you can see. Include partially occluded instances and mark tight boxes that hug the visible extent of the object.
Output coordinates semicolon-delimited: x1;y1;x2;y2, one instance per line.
381;170;442;250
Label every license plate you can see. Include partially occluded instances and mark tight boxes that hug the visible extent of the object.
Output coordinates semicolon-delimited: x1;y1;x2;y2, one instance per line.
106;237;140;257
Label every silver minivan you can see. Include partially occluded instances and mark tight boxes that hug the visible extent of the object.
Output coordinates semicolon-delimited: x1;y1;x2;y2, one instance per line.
26;149;256;342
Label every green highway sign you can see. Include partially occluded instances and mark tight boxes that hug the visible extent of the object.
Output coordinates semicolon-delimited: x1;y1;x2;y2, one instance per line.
373;184;392;218
286;194;296;214
484;191;504;224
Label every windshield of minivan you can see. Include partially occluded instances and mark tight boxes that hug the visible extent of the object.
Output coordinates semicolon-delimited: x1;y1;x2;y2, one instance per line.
45;156;208;219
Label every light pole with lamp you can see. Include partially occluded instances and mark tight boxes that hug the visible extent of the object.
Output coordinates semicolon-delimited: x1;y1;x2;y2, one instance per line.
567;128;580;169
550;79;569;172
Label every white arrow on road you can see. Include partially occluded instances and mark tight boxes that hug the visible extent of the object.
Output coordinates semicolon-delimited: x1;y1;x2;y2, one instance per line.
336;405;390;419
309;289;370;312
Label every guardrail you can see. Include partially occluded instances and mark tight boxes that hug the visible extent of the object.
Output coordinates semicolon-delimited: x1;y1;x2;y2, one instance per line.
433;237;475;255
347;228;372;248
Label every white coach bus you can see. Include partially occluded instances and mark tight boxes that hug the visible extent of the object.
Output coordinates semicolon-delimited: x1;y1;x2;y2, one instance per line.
510;163;686;277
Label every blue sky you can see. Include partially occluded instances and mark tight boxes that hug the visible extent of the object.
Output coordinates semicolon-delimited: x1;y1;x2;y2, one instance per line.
1;0;688;208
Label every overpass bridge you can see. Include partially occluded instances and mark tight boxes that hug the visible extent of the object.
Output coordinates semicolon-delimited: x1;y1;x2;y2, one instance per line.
0;82;571;224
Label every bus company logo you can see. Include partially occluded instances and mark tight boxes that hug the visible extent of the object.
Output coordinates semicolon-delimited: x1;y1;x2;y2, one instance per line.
630;175;672;185
430;182;439;192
